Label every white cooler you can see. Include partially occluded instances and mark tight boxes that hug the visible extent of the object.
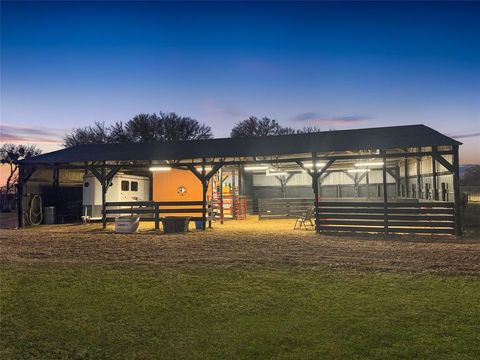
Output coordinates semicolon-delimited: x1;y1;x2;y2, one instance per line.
114;216;140;233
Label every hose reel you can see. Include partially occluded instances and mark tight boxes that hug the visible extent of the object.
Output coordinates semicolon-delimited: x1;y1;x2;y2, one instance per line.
23;194;43;226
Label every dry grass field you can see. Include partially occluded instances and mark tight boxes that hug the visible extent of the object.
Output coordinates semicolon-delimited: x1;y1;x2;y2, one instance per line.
1;216;479;274
1;211;480;359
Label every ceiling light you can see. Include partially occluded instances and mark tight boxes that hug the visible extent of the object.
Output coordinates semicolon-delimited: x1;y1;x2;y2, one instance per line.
348;168;371;173
303;163;326;168
266;170;288;176
149;166;171;172
196;166;212;172
244;165;269;171
354;162;384;167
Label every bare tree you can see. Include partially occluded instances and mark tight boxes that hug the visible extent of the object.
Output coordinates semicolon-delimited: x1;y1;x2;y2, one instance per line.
64;122;111;147
296;125;322;134
0;144;42;210
63;112;213;147
230;116;317;137
230;116;292;137
160;112;213;141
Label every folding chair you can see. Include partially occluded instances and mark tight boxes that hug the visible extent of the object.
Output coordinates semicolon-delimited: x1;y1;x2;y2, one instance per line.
294;207;315;230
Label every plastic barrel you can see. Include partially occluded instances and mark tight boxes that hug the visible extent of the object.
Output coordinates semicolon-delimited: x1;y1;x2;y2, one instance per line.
44;206;56;224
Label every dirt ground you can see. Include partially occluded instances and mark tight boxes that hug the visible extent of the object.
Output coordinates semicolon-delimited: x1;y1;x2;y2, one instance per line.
1;216;479;274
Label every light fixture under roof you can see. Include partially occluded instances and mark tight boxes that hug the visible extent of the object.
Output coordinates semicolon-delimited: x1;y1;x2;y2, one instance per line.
149;166;171;172
244;165;269;171
196;166;212;172
303;162;326;168
354;161;384;167
266;170;288;176
348;168;371;173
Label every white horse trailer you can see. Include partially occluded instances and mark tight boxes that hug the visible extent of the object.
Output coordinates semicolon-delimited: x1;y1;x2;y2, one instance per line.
82;173;150;220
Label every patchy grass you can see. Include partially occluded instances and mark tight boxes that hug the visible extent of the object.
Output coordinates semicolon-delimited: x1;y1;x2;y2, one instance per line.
1;262;479;359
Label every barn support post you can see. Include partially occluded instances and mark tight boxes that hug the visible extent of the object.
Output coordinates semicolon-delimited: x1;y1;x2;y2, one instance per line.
89;163;121;229
343;171;356;197
238;164;242;195
452;146;462;236
366;170;370;199
101;165;107;229
17;166;24;228
187;162;221;230
52;166;60;188
232;168;237;220
16;165;36;228
154;203;160;230
219;167;224;224
416;154;422;199
404;158;409;198
148;161;154;201
381;150;389;234
201;160;207;230
432;147;438;201
311;154;320;233
298;155;335;234
395;165;401;197
276;176;287;198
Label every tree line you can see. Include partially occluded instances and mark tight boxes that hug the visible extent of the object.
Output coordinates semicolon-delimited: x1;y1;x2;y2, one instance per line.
63;112;321;147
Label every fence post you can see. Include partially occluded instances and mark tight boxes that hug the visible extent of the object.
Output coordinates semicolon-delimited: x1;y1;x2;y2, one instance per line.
101;166;107;229
154;203;160;230
382;150;389;234
452;145;462;236
208;201;212;228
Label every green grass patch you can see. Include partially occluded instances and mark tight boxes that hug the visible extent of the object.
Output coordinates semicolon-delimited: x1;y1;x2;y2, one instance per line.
1;263;479;359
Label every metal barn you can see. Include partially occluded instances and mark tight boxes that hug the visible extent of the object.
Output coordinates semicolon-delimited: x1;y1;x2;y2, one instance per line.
17;124;463;235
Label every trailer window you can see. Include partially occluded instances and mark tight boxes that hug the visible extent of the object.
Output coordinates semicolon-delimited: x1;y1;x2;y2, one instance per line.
131;181;138;191
121;180;129;191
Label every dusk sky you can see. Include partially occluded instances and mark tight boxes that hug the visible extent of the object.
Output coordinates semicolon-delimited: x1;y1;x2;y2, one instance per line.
1;1;479;164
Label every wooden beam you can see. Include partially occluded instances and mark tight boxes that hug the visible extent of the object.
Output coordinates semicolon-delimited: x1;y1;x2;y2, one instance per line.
89;166;103;182
343;171;356;183
186;164;203;181
295;160;311;175
452;145;462;236
201;159;207;230
232;168;237;220
17;166;25;228
105;165;121;183
404;158;409;198
219;167;224;224
381;150;388;234
432;148;438;201
416;155;422;199
16;166;37;228
366;170;370;199
187;161;221;230
395;165;401;197
432;151;455;173
101;165;107;229
52;167;60;188
21;149;454;170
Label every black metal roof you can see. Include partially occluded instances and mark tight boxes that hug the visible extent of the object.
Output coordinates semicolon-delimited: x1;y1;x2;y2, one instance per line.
21;124;460;165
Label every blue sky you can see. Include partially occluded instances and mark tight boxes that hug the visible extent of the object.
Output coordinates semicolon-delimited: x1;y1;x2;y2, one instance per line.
1;1;479;163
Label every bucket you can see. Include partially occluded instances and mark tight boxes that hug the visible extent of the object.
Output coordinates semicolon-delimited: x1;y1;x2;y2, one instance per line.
115;216;140;233
44;206;56;224
163;217;190;233
195;220;203;230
